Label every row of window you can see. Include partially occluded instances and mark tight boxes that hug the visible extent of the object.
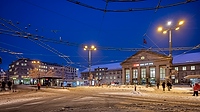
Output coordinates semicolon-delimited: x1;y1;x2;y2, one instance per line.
95;76;120;80
125;67;166;83
174;66;196;71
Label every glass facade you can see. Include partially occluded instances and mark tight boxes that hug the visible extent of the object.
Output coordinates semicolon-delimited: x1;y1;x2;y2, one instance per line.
125;69;130;83
141;68;146;84
150;67;156;84
160;67;165;80
133;69;138;84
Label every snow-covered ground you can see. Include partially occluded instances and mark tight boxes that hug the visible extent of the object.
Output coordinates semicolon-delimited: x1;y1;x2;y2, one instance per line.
0;85;198;106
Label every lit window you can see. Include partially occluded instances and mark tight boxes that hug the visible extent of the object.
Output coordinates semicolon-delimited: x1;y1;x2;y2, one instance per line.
133;69;138;78
182;66;186;71
141;68;146;78
12;65;14;67
160;67;165;80
150;67;156;78
16;62;19;65
125;69;130;83
191;66;195;70
110;76;112;79
175;67;178;71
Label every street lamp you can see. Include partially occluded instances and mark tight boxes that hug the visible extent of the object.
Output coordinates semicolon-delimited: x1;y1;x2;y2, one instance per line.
157;20;184;57
84;45;96;86
157;20;184;83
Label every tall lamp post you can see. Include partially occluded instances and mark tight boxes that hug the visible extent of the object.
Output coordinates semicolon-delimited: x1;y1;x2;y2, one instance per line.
157;20;184;57
84;45;96;86
157;20;184;82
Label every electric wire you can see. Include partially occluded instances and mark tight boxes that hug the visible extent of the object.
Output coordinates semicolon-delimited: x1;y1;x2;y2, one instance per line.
67;0;198;12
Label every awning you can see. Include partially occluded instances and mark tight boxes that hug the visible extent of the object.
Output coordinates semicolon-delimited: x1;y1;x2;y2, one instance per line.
184;75;200;79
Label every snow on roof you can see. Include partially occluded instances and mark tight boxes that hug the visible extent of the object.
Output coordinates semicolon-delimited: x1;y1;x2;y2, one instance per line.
173;52;200;64
82;62;121;72
82;52;200;72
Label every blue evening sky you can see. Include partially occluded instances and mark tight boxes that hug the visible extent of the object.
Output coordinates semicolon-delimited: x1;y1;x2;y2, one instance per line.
0;0;200;72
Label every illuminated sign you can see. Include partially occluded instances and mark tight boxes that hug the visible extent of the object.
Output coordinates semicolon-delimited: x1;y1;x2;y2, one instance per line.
133;62;153;67
133;64;139;67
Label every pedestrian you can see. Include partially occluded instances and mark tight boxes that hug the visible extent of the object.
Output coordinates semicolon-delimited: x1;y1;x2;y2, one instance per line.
37;82;41;90
157;82;160;89
162;82;165;91
167;81;172;91
1;80;6;91
193;83;200;96
7;80;12;90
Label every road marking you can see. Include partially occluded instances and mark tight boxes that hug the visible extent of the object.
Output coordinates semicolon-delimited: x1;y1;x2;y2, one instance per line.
5;106;21;110
23;101;45;105
52;97;66;101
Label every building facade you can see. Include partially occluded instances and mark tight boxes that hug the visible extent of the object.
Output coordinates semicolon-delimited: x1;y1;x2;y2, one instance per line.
81;51;200;85
81;63;122;85
8;58;78;86
121;50;172;85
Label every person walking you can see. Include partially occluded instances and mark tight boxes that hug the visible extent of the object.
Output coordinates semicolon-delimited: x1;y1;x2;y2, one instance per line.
1;80;6;91
37;82;41;90
7;80;12;90
167;81;172;91
193;83;200;96
157;82;160;89
162;82;165;91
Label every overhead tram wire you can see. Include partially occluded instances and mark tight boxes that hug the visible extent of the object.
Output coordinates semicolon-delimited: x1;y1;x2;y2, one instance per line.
0;18;74;65
20;0;100;32
66;0;198;12
103;0;145;2
1;26;199;52
138;0;167;55
1;25;199;52
1;18;199;52
97;0;109;38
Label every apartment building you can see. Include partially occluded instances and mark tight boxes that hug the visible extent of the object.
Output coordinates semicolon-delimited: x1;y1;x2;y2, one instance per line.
8;58;77;86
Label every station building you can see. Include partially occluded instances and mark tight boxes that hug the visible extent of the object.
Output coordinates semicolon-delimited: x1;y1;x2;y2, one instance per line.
81;50;200;85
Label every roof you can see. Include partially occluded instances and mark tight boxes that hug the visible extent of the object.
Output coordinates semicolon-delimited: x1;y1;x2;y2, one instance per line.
173;52;200;64
81;52;200;73
121;50;168;65
184;75;200;79
82;62;121;72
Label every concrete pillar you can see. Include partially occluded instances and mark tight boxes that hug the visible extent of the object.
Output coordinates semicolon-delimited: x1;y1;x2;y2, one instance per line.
146;66;150;84
156;65;160;83
137;67;141;85
130;67;133;85
122;68;125;85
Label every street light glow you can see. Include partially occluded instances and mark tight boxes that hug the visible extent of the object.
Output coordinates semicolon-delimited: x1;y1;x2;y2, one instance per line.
163;30;167;34
179;20;184;25
167;21;172;26
157;27;163;32
157;19;185;57
91;45;95;49
175;27;180;30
